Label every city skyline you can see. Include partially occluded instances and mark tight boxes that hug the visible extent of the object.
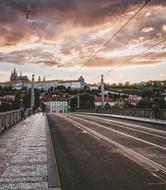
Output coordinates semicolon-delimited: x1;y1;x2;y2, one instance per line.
0;0;165;83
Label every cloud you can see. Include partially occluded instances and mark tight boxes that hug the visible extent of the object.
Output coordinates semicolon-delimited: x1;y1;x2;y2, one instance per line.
163;25;166;32
0;0;165;69
141;27;154;33
82;51;166;68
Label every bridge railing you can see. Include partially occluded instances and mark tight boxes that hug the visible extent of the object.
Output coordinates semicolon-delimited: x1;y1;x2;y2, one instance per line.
76;108;166;120
0;108;32;134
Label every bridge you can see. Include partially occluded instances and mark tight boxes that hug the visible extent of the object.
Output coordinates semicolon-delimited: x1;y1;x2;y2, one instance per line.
0;109;166;190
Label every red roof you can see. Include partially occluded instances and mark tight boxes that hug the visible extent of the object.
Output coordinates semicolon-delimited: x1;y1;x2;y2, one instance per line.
59;80;79;83
41;96;68;102
94;97;112;103
2;81;30;85
35;80;59;84
0;97;14;103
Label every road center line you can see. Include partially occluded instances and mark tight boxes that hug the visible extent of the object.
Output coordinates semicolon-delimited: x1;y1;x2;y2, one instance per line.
57;114;166;176
67;115;166;152
72;114;166;140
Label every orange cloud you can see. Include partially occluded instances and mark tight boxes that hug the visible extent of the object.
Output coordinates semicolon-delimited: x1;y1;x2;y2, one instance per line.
0;0;165;69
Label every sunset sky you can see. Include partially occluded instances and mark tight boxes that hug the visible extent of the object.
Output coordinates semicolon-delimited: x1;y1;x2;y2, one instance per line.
0;0;165;83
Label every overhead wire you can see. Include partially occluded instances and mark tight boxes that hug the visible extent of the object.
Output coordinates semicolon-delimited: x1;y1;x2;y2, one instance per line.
16;0;158;83
90;38;166;83
70;0;152;78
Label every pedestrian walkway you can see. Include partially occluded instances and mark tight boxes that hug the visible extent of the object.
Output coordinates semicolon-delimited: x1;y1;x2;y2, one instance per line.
83;113;166;125
0;113;61;190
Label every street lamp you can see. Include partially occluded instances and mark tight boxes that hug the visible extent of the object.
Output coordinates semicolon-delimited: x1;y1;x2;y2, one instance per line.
31;74;35;109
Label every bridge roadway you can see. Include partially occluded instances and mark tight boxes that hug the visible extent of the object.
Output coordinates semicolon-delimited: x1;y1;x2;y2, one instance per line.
0;112;166;190
47;112;166;190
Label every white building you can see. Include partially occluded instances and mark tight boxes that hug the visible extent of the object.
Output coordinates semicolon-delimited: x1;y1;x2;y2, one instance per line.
58;76;85;89
32;80;59;90
0;76;85;90
41;96;69;113
89;85;99;91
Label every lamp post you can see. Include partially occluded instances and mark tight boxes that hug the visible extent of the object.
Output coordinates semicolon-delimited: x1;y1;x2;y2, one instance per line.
77;94;80;109
31;74;35;109
101;75;104;108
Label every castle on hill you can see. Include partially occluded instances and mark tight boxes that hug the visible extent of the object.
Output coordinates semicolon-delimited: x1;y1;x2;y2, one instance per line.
1;68;86;90
10;68;29;82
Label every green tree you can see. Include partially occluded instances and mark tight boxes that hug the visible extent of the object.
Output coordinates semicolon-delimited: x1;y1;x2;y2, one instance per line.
23;92;31;108
80;93;94;109
136;99;152;108
70;97;77;111
12;92;21;109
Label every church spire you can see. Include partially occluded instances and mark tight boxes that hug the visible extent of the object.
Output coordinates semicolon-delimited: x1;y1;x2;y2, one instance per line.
13;67;17;80
14;67;16;75
38;76;41;82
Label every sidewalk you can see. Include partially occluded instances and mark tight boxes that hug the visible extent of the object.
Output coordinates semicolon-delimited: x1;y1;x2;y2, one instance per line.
82;113;166;125
0;113;61;190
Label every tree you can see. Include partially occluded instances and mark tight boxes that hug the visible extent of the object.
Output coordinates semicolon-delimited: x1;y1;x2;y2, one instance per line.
0;103;12;112
124;82;130;87
136;99;152;108
23;92;31;108
80;93;94;109
118;83;123;88
12;92;21;109
70;97;77;111
34;89;40;109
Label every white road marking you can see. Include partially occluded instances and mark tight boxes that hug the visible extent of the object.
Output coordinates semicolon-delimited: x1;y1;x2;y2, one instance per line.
67;115;166;152
73;114;166;140
57;114;166;177
74;113;166;135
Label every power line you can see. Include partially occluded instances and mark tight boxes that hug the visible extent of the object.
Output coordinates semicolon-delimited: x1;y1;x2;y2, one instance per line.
70;0;152;78
90;38;166;83
105;38;166;74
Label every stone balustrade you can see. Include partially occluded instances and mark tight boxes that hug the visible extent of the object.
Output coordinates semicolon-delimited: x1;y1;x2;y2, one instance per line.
0;108;32;134
76;108;166;120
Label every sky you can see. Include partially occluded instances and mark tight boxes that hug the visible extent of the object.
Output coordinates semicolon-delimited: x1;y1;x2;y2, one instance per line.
0;0;165;84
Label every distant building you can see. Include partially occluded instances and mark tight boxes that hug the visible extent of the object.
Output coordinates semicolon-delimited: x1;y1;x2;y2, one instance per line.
1;69;86;90
10;68;29;82
0;95;15;105
89;84;99;91
32;80;59;90
58;76;85;89
161;93;166;101
94;96;115;108
41;96;69;113
125;95;142;106
138;81;147;87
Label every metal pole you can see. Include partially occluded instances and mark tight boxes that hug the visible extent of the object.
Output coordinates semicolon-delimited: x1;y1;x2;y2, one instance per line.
101;75;104;108
77;94;80;109
31;74;35;108
68;98;71;112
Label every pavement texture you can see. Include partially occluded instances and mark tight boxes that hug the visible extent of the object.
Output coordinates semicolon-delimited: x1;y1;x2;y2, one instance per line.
47;113;166;190
0;113;61;190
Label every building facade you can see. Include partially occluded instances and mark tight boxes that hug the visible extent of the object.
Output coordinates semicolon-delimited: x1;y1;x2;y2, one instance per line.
41;96;69;113
94;97;116;108
58;76;85;89
1;70;86;90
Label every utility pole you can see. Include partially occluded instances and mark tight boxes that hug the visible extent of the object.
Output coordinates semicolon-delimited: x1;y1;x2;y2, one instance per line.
101;75;104;108
31;74;35;109
77;94;80;109
68;97;71;112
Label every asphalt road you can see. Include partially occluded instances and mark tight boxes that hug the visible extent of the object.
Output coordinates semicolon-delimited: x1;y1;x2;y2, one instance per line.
47;113;166;190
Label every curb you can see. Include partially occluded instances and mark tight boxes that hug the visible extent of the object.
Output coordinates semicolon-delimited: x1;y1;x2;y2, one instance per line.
45;115;61;190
